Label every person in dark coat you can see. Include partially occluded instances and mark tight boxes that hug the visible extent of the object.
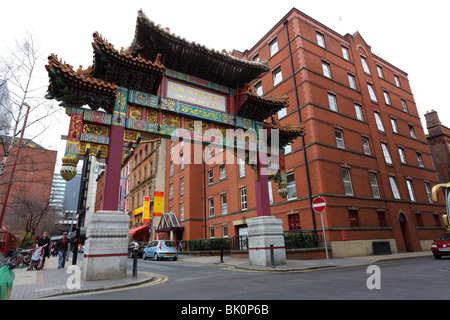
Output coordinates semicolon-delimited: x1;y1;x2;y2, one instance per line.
56;232;77;269
36;231;50;268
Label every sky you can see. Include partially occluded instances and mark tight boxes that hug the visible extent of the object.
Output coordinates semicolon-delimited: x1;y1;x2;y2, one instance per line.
1;0;448;170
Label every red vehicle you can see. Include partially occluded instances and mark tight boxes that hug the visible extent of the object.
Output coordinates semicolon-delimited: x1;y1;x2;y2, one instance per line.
431;232;450;259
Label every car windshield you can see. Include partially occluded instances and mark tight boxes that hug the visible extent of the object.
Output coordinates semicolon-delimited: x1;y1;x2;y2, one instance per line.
437;233;450;241
164;241;176;247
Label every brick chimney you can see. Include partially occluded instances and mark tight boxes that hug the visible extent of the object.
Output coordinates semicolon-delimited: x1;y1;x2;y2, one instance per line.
424;109;441;130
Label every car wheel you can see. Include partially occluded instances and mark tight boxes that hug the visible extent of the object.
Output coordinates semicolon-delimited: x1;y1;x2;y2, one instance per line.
154;253;159;261
173;257;177;261
434;254;442;259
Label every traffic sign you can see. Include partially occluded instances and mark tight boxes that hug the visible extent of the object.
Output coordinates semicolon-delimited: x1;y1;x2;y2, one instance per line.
312;197;327;213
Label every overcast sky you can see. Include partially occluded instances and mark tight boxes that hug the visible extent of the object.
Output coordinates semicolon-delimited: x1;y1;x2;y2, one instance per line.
1;0;448;169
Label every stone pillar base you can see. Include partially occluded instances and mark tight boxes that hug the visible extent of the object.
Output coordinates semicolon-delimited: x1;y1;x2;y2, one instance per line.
82;211;129;281
247;216;286;267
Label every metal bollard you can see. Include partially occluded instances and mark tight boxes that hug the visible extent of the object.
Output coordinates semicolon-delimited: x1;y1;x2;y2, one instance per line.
132;248;138;279
220;245;224;263
270;245;275;268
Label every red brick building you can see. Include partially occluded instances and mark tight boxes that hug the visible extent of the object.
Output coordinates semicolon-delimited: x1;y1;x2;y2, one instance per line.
425;110;450;183
0;137;57;237
164;8;446;257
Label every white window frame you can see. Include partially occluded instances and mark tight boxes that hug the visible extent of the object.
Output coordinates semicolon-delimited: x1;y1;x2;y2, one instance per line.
425;183;433;203
180;177;184;196
369;173;380;198
335;129;345;149
401;99;408;112
374;112;385;132
219;164;226;180
180;202;184;221
367;83;377;102
180;152;184;170
377;65;384;78
348;74;356;89
328;93;338;111
394;75;401;87
169;183;173;200
273;67;283;86
238;157;245;178
240;187;247;211
208;170;213;184
389;176;401;199
268;180;273;204
286;172;297;200
342;46;350;60
398;148;406;164
220;193;227;214
208;198;214;217
322;62;331;78
391;118;398;133
277;107;287;119
255;81;263;96
381;143;392;164
361;56;370;74
317;32;325;48
269;38;278;57
355;104;363;120
406;179;416;202
409;125;416;139
416;153;424;167
383;91;391;105
341;168;354;196
362;137;371;155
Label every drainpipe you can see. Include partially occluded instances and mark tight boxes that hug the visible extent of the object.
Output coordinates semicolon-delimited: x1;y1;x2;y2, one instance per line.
283;19;317;237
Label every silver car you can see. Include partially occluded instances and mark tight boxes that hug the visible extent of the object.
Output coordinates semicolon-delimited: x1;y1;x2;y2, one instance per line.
143;240;178;261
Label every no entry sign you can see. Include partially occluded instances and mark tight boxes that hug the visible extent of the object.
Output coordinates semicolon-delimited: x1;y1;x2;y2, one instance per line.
312;197;327;213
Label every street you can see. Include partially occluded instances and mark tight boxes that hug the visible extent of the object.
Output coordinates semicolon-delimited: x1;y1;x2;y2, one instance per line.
53;255;450;300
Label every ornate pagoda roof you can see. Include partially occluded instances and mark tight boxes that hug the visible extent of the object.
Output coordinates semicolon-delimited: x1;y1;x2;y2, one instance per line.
264;116;305;148
45;54;118;111
91;32;165;93
129;10;270;88
237;84;288;122
45;32;166;111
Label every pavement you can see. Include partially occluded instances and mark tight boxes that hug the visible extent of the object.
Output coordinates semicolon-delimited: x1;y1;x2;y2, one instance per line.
9;250;433;300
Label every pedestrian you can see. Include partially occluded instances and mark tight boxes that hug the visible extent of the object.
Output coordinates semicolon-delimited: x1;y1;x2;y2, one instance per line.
36;231;50;269
56;232;77;269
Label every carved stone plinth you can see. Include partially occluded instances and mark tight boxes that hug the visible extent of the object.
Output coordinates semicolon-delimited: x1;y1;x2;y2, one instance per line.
247;216;286;267
82;210;129;281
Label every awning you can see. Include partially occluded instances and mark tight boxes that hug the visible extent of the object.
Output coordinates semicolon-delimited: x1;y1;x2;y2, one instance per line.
129;224;149;235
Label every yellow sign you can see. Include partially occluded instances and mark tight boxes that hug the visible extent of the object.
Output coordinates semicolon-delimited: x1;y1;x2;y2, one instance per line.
143;196;150;223
154;191;164;217
167;80;226;112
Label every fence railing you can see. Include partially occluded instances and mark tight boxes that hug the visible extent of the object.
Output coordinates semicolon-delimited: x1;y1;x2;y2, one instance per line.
179;231;323;252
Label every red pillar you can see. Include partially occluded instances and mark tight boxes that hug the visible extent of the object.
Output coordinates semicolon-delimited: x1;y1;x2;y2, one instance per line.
254;151;271;217
101;87;127;211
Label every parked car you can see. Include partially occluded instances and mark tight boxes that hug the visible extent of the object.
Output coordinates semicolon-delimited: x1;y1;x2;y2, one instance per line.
143;240;178;261
0;254;15;300
431;232;450;259
128;242;146;258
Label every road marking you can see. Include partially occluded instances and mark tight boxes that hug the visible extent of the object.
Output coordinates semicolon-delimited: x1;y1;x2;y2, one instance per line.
37;272;168;299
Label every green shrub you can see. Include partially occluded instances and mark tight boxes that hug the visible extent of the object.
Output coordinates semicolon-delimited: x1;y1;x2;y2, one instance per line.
283;232;321;249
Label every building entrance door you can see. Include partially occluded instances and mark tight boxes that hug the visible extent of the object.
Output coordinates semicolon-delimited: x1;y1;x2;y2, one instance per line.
399;213;413;252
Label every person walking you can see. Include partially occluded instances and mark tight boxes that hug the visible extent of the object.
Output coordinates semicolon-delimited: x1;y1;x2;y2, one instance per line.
56;232;77;269
36;231;51;269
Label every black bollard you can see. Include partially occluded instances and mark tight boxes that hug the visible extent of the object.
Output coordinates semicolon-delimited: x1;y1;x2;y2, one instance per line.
132;248;138;279
220;245;224;263
270;245;275;268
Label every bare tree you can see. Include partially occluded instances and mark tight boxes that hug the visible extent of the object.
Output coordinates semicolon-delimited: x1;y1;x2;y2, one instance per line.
0;32;60;180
